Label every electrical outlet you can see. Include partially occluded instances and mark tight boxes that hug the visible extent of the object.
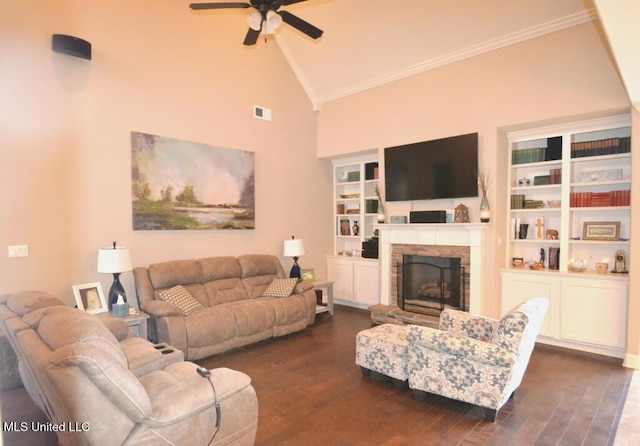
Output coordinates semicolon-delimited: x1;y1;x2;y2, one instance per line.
8;245;29;258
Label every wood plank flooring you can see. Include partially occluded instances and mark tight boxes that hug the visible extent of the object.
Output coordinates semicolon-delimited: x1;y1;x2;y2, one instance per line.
1;305;633;445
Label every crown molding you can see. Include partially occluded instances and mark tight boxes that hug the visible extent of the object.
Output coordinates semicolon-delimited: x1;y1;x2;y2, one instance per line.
313;9;596;108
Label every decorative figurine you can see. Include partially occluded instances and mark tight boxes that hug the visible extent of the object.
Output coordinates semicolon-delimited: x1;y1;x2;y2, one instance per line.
454;203;470;223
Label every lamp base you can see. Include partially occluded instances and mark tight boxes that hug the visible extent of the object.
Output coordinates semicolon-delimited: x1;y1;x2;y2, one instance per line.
108;273;127;311
289;257;301;279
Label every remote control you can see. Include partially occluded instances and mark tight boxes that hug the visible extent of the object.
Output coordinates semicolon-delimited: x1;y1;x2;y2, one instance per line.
196;366;211;378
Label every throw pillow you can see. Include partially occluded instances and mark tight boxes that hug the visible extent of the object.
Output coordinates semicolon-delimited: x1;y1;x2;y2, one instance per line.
158;285;204;316
262;278;299;298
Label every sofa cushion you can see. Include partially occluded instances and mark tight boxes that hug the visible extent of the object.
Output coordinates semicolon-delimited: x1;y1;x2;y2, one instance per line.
159;286;204;316
6;290;65;316
149;260;202;289
262;278;299;298
28;307;128;366
239;255;286;298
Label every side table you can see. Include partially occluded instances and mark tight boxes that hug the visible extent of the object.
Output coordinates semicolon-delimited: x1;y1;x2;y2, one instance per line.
99;310;150;340
312;280;334;315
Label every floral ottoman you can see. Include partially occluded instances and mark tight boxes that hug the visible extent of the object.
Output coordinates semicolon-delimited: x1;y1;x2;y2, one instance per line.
355;323;409;389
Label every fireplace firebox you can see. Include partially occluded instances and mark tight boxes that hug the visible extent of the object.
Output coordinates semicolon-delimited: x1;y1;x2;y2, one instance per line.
398;254;465;317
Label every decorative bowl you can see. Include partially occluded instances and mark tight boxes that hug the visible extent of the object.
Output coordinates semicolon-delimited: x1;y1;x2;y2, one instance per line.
568;259;586;272
547;200;561;208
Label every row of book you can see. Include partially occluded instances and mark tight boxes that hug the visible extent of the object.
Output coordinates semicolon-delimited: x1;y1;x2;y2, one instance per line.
512;147;546;165
571;136;631;158
570;190;631;207
510;195;545;209
513;136;630;165
533;169;562;186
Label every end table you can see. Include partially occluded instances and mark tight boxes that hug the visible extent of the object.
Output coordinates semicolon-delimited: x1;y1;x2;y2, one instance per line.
312;280;334;315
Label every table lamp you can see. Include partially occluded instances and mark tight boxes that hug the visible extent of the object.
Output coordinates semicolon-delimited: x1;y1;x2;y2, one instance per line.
283;236;305;279
98;241;133;310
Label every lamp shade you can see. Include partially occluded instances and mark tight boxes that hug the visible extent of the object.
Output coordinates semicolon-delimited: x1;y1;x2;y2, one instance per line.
283;238;305;257
97;246;132;274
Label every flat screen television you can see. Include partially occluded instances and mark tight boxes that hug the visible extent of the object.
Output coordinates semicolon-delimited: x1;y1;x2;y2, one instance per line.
384;132;479;201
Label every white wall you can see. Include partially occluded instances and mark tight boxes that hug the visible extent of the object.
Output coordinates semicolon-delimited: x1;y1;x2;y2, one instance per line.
0;0;332;306
316;22;631;318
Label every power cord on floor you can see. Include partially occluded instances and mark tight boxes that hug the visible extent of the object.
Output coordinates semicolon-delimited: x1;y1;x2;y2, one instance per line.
197;366;221;445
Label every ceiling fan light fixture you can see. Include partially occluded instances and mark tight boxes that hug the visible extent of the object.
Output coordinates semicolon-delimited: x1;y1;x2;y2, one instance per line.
263;10;283;35
246;11;262;31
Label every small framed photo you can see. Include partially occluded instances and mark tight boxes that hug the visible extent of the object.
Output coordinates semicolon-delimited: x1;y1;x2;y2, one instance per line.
301;268;315;281
582;221;620;241
340;219;351;236
72;282;107;314
512;257;524;268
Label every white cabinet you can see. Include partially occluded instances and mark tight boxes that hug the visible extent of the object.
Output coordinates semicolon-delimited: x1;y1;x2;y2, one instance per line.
559;277;628;349
500;271;556;337
501;268;628;358
327;256;379;309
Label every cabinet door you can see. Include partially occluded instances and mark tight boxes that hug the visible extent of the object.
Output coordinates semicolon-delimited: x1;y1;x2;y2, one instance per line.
560;278;627;349
501;271;555;337
353;261;379;306
327;259;354;301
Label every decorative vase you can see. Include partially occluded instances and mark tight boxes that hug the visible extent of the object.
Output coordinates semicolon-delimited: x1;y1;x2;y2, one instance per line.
480;194;490;223
352;221;359;236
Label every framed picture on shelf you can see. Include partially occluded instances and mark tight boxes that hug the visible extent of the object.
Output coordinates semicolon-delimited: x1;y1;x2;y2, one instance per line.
512;257;524;268
582;221;620;241
301;268;315;281
72;282;108;314
340;219;351;236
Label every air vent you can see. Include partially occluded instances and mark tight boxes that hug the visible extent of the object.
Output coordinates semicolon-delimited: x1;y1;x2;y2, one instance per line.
253;105;272;121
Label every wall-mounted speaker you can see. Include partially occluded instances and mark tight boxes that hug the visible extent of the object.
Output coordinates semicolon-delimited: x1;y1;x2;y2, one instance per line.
52;34;92;60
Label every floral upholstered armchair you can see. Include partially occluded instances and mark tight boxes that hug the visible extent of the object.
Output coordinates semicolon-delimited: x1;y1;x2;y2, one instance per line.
406;297;549;421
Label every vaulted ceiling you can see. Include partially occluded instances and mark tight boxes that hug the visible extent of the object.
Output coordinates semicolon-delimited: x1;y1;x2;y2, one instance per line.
191;0;638;112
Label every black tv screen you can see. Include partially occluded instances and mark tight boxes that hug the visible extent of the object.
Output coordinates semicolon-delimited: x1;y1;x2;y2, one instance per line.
384;133;479;201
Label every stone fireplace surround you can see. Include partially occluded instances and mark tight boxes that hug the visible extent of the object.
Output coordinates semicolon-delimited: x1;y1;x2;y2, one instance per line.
374;223;486;324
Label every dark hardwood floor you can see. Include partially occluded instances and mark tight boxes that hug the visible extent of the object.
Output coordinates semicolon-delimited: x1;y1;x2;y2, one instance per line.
2;305;633;445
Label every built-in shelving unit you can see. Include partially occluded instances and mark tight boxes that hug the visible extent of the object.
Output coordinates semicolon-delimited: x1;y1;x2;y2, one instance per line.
328;153;380;308
506;115;631;272
502;114;632;358
332;154;380;256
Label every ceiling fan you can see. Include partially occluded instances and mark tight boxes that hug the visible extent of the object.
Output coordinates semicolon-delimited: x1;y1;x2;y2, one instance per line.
189;1;323;46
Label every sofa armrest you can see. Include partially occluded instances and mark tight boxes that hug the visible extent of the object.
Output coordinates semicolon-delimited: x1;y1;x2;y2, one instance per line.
439;308;500;341
407;325;515;368
294;280;313;294
141;300;182;318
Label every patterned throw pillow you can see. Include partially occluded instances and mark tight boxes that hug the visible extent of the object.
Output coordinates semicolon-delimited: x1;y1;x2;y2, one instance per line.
262;278;299;298
158;285;204;316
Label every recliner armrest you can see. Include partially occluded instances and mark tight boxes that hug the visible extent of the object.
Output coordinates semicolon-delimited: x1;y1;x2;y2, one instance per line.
407;325;515;368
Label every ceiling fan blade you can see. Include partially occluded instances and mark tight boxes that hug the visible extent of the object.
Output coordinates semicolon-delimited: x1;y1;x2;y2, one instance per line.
280;0;310;5
189;2;251;10
243;27;261;46
279;10;323;39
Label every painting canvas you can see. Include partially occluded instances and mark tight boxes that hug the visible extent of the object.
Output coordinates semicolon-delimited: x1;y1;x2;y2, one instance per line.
131;132;255;230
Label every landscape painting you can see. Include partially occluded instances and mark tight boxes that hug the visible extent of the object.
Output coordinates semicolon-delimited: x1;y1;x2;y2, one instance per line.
131;132;255;230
